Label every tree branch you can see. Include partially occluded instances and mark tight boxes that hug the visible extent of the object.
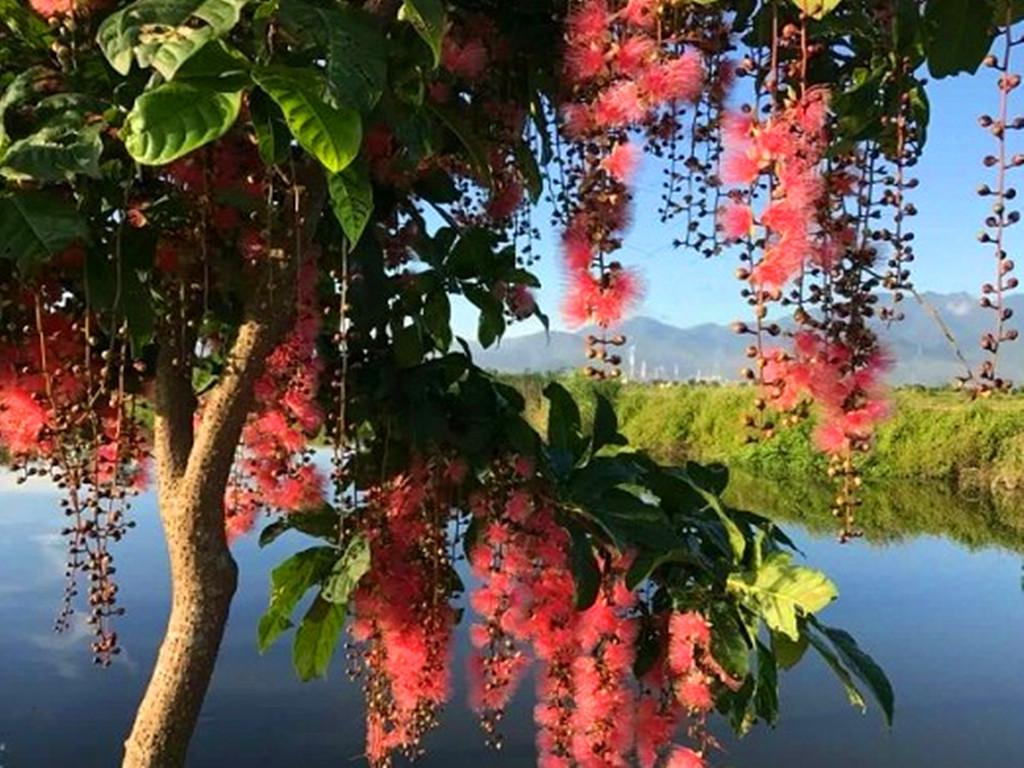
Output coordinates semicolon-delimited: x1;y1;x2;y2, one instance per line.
178;166;328;519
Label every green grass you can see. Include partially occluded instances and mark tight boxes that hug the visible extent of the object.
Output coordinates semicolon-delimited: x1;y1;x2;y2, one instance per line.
503;374;1024;489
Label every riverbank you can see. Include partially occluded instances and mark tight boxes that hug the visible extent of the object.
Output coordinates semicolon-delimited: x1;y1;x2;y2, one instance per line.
507;375;1024;490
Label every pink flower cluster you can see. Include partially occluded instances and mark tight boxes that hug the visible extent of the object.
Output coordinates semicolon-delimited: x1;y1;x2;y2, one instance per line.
350;465;457;765
224;258;326;540
0;299;147;488
763;331;891;454
466;463;728;767
718;90;831;292
557;0;708;331
563;0;705;135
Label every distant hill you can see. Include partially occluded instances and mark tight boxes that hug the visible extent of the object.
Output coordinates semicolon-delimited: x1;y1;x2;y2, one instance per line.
472;292;1024;386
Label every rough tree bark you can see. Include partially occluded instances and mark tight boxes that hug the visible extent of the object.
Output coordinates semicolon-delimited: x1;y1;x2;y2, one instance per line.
122;176;326;768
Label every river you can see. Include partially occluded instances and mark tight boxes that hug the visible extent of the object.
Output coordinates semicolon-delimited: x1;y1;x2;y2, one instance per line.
1;472;1022;767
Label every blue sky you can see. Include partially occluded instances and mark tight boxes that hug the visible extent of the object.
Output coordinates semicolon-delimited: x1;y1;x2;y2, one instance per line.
453;65;1022;339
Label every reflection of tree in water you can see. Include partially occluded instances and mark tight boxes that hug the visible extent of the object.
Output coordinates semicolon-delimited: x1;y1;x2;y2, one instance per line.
725;472;1024;554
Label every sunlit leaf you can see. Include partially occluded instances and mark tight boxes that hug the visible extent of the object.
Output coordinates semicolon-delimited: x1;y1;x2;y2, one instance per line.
321;535;371;606
0;123;103;181
123;82;242;165
726;551;838;640
254;66;362;173
97;0;250;79
328;157;373;245
790;0;842;19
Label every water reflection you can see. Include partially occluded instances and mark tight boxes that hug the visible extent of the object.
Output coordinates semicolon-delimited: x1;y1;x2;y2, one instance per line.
0;475;1022;767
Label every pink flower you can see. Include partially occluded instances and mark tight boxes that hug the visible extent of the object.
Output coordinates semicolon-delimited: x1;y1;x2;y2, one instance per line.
717;201;754;241
567;0;611;47
615;35;656;77
487;178;523;220
442;38;488;80
666;746;705;768
594;82;646;128
621;0;657;28
566;43;607;83
721;149;761;185
601;141;641;183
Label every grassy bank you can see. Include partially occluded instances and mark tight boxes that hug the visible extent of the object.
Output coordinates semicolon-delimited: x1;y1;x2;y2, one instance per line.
507;374;1024;489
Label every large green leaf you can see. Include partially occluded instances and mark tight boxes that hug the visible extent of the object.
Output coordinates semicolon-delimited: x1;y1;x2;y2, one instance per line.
321;534;371;605
280;0;387;113
0;123;103;181
726;551;838;640
807;630;868;713
399;0;446;67
791;0;842;19
817;622;895;725
254;67;362;173
292;595;346;681
328;158;373;245
123;82;242;165
925;0;997;78
0;191;88;271
97;0;250;80
257;546;336;653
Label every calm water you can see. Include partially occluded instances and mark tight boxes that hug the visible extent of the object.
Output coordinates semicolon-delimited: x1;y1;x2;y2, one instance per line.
1;472;1023;767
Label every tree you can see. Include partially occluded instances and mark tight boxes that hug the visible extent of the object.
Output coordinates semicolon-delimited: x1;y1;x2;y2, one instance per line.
0;0;1015;765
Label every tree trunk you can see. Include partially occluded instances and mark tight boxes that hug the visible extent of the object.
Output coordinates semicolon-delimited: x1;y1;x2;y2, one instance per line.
121;490;238;768
121;172;326;767
122;319;285;766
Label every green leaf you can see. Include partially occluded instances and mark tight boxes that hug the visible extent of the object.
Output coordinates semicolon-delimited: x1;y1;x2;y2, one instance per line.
569;527;601;610
625;548;701;590
709;605;751;679
0;0;51;51
423;289;452;350
925;0;997;78
790;0;842;19
321;534;371;605
399;0;446;67
0;191;88;271
754;641;780;725
97;0;251;80
819;622;895;725
726;551;838;640
292;595;346;681
254;66;362;173
0;67;53;150
807;630;867;714
323;6;388;113
123;82;242;165
592;393;626;453
174;39;252;91
544;382;582;454
0;123;103;181
328;157;373;245
257;546;336;653
249;88;291;166
772;629;809;670
279;0;387;113
259;505;340;547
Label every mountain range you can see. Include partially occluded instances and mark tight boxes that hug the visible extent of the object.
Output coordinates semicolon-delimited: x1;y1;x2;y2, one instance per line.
472;292;1024;386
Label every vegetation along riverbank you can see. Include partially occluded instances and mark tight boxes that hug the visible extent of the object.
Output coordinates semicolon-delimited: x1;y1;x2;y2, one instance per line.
506;375;1024;491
